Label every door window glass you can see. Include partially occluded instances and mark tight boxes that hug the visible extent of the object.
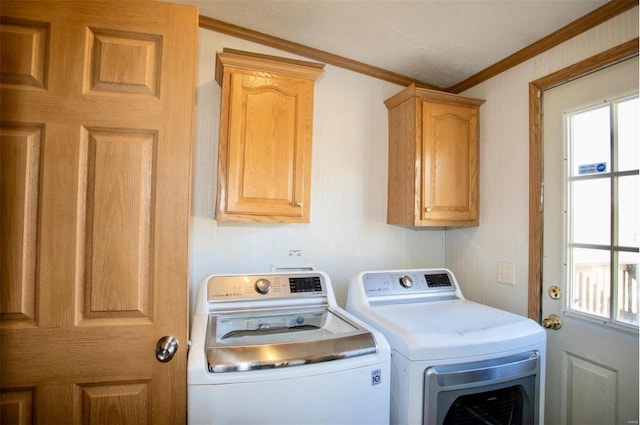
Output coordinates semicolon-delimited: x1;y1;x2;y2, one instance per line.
567;95;639;328
572;179;610;245
618;175;639;247
570;248;611;319
570;105;610;176
617;98;639;172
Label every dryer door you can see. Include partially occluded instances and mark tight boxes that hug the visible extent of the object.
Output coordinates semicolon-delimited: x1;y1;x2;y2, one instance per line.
424;351;542;425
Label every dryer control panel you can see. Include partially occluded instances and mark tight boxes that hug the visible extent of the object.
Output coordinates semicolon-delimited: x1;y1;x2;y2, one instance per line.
360;269;459;299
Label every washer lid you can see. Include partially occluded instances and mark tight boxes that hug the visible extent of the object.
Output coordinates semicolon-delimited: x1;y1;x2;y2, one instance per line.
352;299;545;361
205;308;377;372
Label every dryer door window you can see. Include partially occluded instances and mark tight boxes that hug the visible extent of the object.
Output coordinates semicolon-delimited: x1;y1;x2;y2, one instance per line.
424;351;541;425
442;384;526;425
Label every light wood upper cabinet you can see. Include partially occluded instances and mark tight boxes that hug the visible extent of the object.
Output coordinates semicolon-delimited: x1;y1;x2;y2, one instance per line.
385;84;485;227
215;49;324;223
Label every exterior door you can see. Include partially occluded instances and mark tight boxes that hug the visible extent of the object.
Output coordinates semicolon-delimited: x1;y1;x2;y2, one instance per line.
542;58;639;425
0;2;197;424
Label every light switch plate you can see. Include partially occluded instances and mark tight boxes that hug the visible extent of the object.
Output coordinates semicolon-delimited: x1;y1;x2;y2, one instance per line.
498;261;515;285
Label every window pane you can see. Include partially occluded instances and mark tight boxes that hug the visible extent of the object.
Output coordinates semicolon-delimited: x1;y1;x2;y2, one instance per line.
616;251;639;325
572;179;610;245
566;98;639;328
570;248;610;318
617;97;639;172
571;106;610;176
618;175;639;248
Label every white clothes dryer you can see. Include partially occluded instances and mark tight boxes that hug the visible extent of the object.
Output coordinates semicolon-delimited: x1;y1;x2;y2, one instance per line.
188;271;391;425
346;268;546;425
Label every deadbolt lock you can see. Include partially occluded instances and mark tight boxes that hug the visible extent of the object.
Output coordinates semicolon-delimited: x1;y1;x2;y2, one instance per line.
548;285;561;299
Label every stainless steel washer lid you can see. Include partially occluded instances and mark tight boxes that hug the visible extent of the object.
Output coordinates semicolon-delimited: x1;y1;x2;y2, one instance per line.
205;308;377;372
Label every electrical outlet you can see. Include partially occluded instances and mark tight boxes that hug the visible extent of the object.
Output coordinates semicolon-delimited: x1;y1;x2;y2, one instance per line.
497;261;515;285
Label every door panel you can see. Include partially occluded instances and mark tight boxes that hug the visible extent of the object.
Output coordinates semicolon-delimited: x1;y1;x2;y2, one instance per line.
84;129;155;319
563;353;616;425
542;58;639;425
0;389;33;425
1;125;41;323
0;2;197;423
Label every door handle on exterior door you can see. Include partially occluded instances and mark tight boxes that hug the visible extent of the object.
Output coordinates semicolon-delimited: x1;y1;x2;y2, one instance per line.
156;336;179;362
548;285;561;299
542;314;562;330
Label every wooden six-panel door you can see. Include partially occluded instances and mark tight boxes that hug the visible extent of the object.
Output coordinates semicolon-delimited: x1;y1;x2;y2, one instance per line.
0;2;197;423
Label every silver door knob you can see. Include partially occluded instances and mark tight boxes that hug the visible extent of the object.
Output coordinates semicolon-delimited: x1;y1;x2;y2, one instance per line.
156;336;179;362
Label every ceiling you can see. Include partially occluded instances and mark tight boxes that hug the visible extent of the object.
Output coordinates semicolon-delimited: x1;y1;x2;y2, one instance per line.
174;0;610;90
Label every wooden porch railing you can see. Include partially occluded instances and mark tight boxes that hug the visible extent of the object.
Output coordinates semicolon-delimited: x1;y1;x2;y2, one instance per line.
573;263;638;324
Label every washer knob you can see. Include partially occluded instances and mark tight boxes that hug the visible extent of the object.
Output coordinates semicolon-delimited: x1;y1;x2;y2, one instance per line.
399;275;413;288
254;278;271;295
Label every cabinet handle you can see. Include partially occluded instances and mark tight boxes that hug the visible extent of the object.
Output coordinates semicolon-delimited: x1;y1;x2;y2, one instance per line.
295;202;303;208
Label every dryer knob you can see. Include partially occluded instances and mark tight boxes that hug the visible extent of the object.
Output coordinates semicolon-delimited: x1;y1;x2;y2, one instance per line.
399;275;413;288
254;278;272;295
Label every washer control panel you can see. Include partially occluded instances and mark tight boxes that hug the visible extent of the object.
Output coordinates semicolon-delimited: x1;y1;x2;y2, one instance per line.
254;278;272;295
399;275;414;288
361;269;457;298
207;273;326;302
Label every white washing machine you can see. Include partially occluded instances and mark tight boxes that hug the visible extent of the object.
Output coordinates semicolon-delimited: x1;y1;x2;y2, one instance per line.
188;271;391;425
346;268;546;425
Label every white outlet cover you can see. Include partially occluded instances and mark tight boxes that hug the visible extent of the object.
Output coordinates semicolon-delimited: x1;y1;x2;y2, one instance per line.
498;261;515;285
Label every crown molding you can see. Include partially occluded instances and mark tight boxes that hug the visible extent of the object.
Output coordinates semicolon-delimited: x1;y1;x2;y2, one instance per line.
199;1;637;93
199;15;441;90
447;0;638;93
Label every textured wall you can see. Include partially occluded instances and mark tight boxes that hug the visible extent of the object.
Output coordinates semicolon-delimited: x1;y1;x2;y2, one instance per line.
189;8;638;317
189;31;446;311
446;7;639;316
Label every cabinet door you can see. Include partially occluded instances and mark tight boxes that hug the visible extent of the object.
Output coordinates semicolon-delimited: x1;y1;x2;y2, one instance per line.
220;72;312;222
421;101;479;224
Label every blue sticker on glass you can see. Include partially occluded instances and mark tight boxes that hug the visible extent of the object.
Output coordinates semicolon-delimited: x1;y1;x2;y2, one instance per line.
578;162;607;175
